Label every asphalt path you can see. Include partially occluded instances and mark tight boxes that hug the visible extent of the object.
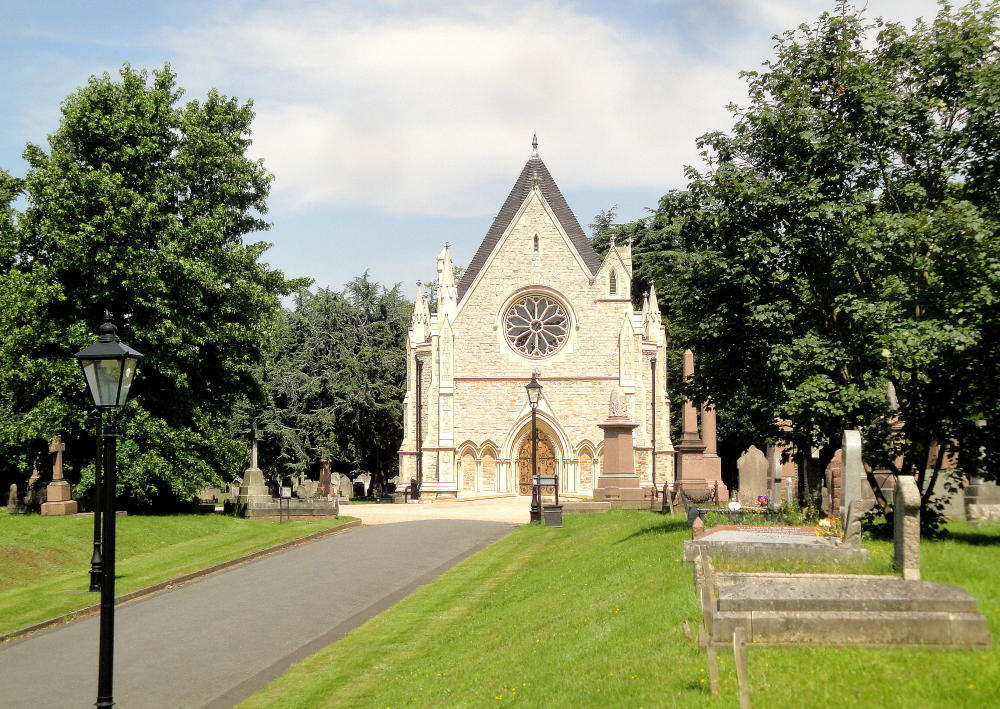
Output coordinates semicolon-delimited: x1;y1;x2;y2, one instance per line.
0;518;514;708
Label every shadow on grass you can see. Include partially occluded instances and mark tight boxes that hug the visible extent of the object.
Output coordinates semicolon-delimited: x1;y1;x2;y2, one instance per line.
615;517;690;543
947;530;1000;547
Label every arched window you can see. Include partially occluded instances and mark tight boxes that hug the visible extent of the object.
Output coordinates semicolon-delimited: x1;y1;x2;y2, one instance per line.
609;269;617;295
533;234;539;252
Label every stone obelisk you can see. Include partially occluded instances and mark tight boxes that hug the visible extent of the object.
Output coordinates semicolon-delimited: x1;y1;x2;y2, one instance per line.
41;435;78;515
674;349;728;500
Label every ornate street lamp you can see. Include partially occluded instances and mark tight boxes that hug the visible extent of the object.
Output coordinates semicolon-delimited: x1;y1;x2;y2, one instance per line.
75;311;143;709
651;354;658;503
525;374;542;522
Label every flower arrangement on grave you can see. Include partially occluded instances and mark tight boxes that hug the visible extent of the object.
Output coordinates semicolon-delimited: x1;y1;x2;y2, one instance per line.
755;494;769;508
815;517;842;538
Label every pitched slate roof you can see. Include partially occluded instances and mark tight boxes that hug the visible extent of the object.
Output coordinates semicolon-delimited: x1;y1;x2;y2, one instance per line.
456;156;603;301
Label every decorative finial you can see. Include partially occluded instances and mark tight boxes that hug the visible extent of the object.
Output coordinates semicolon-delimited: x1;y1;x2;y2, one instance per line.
98;310;119;341
531;132;538;158
444;241;451;249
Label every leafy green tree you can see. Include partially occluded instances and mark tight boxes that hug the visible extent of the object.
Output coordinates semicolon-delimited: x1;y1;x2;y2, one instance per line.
624;2;1000;530
0;64;301;508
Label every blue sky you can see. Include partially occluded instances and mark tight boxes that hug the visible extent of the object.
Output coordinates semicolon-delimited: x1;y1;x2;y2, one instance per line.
1;0;943;295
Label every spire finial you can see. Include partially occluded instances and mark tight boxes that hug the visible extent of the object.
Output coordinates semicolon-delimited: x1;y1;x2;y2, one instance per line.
531;132;538;158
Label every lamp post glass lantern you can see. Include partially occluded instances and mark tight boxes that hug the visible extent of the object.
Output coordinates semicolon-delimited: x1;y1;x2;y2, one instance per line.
525;374;542;521
74;311;143;709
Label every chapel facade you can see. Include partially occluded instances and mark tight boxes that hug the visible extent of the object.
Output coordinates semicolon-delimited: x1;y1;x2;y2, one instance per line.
398;139;674;498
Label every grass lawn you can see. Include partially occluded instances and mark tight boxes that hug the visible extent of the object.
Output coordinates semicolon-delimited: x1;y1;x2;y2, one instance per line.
0;512;354;636
240;512;1000;709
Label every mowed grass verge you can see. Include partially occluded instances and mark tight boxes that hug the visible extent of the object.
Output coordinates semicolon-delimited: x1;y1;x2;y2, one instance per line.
0;512;354;636
241;512;1000;709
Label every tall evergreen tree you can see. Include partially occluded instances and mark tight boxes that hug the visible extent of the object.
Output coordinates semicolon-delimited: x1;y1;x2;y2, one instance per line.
251;275;411;494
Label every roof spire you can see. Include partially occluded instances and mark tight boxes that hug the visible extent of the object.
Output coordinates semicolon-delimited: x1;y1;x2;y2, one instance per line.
531;132;538;158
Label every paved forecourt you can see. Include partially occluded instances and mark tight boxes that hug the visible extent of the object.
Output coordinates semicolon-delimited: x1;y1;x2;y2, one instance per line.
0;518;514;708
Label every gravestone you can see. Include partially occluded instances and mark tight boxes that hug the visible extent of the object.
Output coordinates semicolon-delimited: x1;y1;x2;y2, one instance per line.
24;463;46;513
7;484;25;514
784;477;795;507
197;487;221;503
736;446;768;506
318;459;333;497
41;435;78;515
824;450;843;515
338;476;353;500
840;430;868;516
356;473;372;496
228;476;242;501
894;475;921;580
965;477;1000;522
841;498;875;547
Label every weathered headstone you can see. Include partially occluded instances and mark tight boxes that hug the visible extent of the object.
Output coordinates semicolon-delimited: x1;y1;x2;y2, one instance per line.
736;446;768;506
228;476;242;500
841;498;875;547
7;484;25;514
24;462;46;513
784;477;795;507
197;487;221;503
894;475;921;580
840;430;868;516
356;473;372;496
824;450;843;515
338;476;353;500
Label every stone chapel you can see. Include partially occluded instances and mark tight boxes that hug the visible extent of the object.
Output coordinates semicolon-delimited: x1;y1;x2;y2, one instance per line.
398;138;674;499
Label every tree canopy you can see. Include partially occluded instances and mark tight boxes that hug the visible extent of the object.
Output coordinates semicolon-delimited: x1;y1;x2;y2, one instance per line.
600;1;1000;528
0;64;302;508
247;275;412;494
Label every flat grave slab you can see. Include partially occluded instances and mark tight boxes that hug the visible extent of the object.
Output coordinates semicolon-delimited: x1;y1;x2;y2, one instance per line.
684;525;869;563
708;572;991;648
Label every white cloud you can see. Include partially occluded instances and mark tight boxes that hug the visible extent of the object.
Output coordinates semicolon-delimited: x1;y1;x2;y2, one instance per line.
165;0;942;217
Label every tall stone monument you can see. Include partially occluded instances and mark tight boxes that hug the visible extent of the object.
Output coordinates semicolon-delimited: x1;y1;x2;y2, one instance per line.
674;349;728;500
41;435;78;515
593;386;652;509
237;423;272;510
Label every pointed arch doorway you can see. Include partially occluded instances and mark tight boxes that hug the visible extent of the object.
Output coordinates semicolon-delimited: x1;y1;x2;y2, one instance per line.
516;432;557;495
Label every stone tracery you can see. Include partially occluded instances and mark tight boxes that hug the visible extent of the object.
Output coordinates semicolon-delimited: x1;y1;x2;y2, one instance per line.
503;294;569;358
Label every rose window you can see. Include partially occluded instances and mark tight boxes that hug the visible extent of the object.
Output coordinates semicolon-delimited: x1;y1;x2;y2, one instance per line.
504;295;569;358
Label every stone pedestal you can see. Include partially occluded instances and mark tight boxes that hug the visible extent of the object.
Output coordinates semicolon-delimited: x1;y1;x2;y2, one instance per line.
676;441;727;501
237;467;273;509
673;350;727;501
593;416;652;509
41;481;78;515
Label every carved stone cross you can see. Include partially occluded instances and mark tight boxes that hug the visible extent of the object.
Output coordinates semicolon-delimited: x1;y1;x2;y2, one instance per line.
49;435;66;481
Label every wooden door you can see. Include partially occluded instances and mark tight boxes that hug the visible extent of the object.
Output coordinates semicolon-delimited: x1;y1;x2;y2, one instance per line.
517;433;556;495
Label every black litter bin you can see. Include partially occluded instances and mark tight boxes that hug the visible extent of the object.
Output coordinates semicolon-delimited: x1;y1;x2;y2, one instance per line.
542;504;563;527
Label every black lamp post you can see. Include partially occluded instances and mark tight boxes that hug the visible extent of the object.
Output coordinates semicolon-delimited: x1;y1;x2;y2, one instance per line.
74;311;143;709
525;374;542;522
651;355;658;501
89;409;103;592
